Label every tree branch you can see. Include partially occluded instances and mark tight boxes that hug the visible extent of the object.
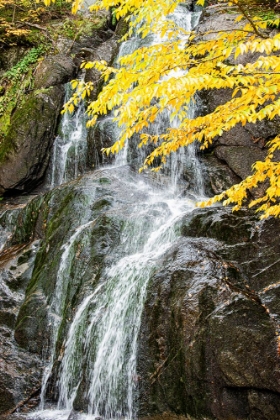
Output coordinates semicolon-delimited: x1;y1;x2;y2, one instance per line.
234;0;269;39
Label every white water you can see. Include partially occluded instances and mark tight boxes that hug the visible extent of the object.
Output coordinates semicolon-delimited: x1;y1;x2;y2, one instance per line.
28;6;204;420
32;180;196;420
47;82;88;188
0;208;19;252
39;220;95;408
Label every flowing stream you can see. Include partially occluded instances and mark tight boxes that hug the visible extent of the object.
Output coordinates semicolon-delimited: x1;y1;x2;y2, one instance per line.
28;6;203;420
46;82;88;188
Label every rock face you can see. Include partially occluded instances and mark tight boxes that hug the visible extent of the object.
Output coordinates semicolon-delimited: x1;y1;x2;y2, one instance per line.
0;19;117;196
0;86;64;194
138;208;280;420
197;4;280;196
33;55;76;90
0;196;47;414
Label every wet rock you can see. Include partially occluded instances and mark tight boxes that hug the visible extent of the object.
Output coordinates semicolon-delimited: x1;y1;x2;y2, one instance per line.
201;154;241;195
14;171;127;358
1;165;280;419
0;239;43;415
83;37;119;101
138;207;280;420
87;118;116;168
197;5;280;186
33;55;76;89
0;86;64;195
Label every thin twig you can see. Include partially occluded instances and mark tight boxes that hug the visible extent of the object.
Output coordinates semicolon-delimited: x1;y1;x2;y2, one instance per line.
234;0;268;39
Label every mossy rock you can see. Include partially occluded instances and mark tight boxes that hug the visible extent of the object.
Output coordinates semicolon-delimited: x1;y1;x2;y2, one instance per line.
0;86;64;195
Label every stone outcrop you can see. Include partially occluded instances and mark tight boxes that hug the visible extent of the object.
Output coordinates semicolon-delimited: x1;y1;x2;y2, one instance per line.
138;207;280;420
0;86;64;195
33;55;76;90
0;16;117;196
197;4;280;196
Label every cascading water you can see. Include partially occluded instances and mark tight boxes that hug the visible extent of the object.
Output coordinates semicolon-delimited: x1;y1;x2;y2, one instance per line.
39;220;95;410
108;6;204;195
46;82;88;188
28;6;204;420
0;208;21;252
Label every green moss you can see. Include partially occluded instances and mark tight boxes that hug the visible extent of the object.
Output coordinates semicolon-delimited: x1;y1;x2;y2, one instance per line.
49;15;107;41
0;134;14;163
115;18;129;38
99;177;112;184
3;88;53;150
11;196;46;245
0;47;45;143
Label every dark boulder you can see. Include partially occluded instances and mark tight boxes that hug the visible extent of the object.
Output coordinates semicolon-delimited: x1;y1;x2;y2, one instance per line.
138;207;280;420
0;238;43;415
33;55;76;89
197;5;280;195
0;86;64;195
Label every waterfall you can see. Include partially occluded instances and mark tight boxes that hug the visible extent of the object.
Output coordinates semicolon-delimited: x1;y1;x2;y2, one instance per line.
0;208;20;252
39;220;96;409
27;6;204;420
46;82;88;188
94;6;204;197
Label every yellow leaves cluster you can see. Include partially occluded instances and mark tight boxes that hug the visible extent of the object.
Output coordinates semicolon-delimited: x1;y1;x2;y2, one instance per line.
234;35;280;58
199;137;280;219
41;0;55;5
66;0;280;218
62;79;94;114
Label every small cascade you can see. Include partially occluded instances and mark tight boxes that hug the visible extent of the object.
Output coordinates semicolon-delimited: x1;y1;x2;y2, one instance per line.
55;192;192;419
46;82;88;188
0;209;20;252
39;221;95;409
91;7;204;198
168;104;205;198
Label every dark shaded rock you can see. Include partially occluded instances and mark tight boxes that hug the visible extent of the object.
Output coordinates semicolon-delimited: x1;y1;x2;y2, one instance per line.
201;153;241;195
33;55;76;89
84;38;119;100
138;206;280;420
0;86;64;195
181;207;257;245
214;145;267;180
84;38;119;168
55;11;111;57
0;239;43;415
0;47;28;76
87;118;116;168
115;18;129;38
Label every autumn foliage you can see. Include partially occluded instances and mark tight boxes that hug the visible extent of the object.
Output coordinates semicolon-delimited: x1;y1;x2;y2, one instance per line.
62;0;280;218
